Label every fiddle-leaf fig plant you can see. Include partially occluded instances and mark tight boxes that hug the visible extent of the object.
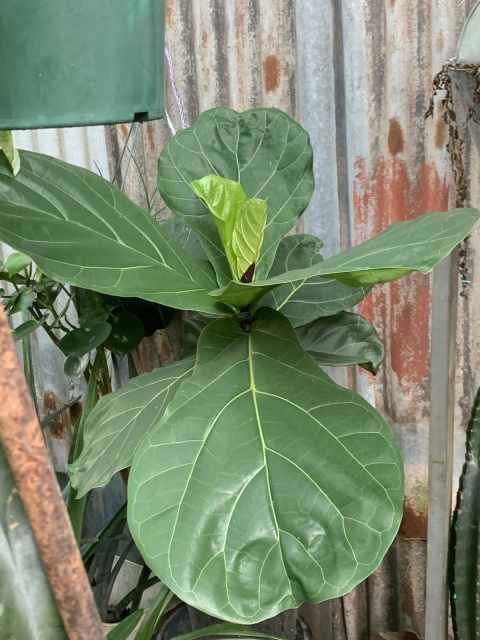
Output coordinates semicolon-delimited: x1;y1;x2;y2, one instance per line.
0;107;478;625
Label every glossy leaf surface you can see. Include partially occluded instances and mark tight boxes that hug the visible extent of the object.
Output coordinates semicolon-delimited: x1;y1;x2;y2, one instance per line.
158;108;314;283
232;198;267;281
296;312;384;374
0;151;222;314
211;209;480;308
0;446;66;639
70;358;194;497
0;131;20;176
263;235;369;327
59;321;112;357
128;309;403;624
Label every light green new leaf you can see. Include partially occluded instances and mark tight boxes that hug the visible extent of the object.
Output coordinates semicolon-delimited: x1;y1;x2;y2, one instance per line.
0;131;20;176
158;108;314;283
296;312;384;374
210;209;480;308
191;175;267;282
191;175;247;278
232;198;267;281
128;309;403;624
0;151;224;315
4;251;32;275
69;358;194;498
13;318;43;341
0;446;66;639
263;235;369;327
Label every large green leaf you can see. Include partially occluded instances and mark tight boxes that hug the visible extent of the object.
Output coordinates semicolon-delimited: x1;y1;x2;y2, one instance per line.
211;209;480;308
157;108;314;283
0;151;223;315
128;309;403;624
69;358;194;498
296;312;384;374
0;446;66;639
172;623;286;640
263;235;369;327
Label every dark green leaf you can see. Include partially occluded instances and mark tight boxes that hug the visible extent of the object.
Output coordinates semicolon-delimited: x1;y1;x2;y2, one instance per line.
0;151;223;315
4;251;32;275
263;235;369;327
107;610;144;640
172;623;286;640
159;218;206;261
64;354;89;378
0;446;66;639
73;288;111;326
210;209;480;308
104;310;145;353
13;318;43;341
158;108;314;283
296;312;384;374
128;309;403;623
8;286;35;314
59;321;112;357
69;358;194;498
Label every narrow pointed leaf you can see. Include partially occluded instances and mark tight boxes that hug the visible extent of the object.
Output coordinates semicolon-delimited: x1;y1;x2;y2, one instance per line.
69;358;194;498
296;312;384;374
263;235;369;327
106;610;144;640
13;318;42;341
158;108;314;283
0;131;20;176
210;209;480;308
128;309;403;624
136;585;173;640
0;151;224;315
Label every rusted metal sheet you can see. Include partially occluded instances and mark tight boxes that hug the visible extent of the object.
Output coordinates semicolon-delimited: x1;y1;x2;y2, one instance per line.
0;304;104;640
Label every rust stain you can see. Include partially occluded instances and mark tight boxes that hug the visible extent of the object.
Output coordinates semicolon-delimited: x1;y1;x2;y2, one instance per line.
354;157;448;413
436;30;445;52
165;0;174;27
434;117;447;149
388;118;405;156
400;500;427;539
263;54;281;93
146;123;156;152
43;391;72;439
119;123;129;138
370;633;420;639
202;30;208;48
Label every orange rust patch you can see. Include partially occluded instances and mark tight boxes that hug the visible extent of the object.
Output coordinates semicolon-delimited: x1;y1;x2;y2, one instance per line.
434;117;447;149
354;156;448;406
120;123;129;138
388;118;405;156
263;54;281;93
400;500;427;539
436;30;445;52
43;391;70;438
146;123;156;152
202;30;208;48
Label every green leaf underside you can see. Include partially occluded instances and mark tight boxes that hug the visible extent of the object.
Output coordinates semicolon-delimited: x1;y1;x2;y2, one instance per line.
210;209;480;308
158;108;314;284
451;388;480;639
263;235;369;327
128;309;403;624
296;312;384;374
0;151;224;315
69;358;194;498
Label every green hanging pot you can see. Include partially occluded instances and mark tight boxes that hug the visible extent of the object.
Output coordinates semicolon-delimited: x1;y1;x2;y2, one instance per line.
0;1;165;130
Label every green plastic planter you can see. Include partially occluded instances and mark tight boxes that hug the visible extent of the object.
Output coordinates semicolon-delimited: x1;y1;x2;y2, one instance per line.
0;1;165;130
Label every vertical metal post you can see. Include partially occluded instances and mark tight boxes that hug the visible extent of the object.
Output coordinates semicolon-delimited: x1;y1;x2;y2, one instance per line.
425;253;458;640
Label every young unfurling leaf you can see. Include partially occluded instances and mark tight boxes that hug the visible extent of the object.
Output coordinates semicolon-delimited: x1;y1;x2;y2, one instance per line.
191;175;267;282
0;131;20;176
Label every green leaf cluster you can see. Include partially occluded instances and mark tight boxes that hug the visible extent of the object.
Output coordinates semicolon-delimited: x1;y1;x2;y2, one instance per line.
0;106;478;624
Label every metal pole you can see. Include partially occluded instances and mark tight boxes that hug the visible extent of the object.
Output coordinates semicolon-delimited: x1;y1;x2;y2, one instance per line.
0;304;104;640
425;253;458;640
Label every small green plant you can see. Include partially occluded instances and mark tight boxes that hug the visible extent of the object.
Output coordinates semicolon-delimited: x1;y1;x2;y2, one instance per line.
0;107;478;626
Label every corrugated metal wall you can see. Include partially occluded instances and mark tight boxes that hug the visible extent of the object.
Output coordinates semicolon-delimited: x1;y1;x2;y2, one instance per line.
10;2;480;638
